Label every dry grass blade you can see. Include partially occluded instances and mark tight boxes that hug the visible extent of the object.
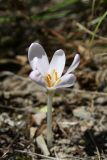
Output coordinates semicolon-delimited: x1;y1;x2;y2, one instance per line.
90;11;107;45
76;22;107;42
64;88;107;97
91;0;96;17
86;129;101;160
15;150;59;160
15;149;91;160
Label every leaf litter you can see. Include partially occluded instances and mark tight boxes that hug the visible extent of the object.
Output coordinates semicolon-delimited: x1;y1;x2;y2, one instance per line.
0;1;107;159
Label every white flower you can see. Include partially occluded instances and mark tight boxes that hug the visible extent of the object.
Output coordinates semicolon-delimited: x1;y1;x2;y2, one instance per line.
28;43;80;91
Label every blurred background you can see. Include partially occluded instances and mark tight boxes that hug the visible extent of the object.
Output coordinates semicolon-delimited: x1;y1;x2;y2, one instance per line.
0;0;107;159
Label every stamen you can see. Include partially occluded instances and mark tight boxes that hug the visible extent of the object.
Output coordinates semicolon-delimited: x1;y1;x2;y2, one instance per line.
45;74;52;87
55;79;61;85
53;69;58;81
48;74;51;80
45;70;61;88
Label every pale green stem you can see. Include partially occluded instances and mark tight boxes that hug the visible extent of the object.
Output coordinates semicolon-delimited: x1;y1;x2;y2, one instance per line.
47;92;53;147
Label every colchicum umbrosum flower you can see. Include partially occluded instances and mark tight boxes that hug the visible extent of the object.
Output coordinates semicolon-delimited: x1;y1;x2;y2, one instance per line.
28;43;80;146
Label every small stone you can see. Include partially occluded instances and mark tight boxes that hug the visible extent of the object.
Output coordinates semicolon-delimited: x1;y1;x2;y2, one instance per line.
73;106;93;120
30;127;37;139
36;135;50;156
32;112;46;125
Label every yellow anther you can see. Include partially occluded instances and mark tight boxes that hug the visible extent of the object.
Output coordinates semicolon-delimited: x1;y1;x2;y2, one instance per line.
53;69;58;81
45;70;61;88
56;79;61;85
45;74;52;87
47;74;51;81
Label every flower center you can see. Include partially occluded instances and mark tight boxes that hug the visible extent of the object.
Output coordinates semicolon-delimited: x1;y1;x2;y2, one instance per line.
45;69;61;87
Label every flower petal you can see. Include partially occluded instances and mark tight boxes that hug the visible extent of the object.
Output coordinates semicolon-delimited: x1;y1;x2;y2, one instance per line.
66;54;80;74
28;43;49;75
55;74;76;88
29;70;46;88
30;57;38;70
48;49;65;77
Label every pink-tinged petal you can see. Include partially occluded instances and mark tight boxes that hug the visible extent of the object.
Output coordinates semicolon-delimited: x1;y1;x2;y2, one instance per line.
48;49;65;77
28;43;49;75
66;54;80;74
29;70;46;88
55;74;76;88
